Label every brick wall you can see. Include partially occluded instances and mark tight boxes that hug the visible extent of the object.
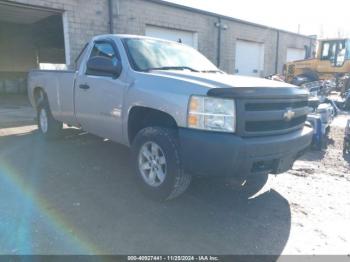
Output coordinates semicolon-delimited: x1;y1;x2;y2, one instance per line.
219;19;278;74
277;31;315;73
113;0;219;65
2;0;316;78
112;0;315;75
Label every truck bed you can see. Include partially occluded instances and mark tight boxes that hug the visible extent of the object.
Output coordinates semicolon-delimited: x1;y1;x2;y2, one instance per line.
27;69;78;126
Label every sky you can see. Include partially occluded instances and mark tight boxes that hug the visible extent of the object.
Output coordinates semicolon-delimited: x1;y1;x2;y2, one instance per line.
165;0;350;38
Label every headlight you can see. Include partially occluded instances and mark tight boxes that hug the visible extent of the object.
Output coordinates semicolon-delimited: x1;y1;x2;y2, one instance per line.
187;95;236;133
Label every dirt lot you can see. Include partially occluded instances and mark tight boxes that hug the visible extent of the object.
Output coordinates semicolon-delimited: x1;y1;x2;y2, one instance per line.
0;95;349;255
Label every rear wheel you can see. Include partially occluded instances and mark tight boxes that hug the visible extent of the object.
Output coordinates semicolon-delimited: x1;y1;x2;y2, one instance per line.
37;101;63;139
131;127;191;201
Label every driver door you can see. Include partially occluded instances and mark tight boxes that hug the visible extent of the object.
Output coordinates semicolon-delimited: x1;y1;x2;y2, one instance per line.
75;40;127;143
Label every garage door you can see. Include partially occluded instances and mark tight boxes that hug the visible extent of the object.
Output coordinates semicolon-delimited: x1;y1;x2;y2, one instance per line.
235;40;264;77
0;1;66;94
286;48;306;62
145;25;198;49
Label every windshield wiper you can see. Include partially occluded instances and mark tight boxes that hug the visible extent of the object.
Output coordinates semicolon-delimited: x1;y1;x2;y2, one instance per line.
146;66;199;72
200;70;224;74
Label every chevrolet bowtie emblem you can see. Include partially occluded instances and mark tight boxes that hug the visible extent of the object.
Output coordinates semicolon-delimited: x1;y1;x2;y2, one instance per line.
283;108;296;122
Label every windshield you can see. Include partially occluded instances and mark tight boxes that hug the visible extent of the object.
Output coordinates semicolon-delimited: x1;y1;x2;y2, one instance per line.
123;38;219;72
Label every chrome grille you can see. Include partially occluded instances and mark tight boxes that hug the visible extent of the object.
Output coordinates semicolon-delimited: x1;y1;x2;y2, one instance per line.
245;101;308;111
237;98;309;137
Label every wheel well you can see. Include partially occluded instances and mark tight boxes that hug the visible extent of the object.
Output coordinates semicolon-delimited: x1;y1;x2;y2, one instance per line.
128;106;178;144
33;87;46;108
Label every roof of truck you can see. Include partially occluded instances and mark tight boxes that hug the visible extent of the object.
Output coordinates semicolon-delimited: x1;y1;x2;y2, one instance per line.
92;34;186;44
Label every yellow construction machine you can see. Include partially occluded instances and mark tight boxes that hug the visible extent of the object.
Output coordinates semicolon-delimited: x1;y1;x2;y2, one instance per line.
284;38;350;93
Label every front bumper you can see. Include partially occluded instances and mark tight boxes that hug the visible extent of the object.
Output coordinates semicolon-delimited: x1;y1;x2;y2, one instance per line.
179;126;313;180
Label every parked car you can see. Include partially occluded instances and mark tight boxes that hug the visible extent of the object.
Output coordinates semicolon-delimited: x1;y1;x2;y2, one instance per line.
27;35;313;200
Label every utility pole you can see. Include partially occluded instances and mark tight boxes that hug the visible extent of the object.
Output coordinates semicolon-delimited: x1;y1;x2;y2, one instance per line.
214;18;228;68
108;0;114;34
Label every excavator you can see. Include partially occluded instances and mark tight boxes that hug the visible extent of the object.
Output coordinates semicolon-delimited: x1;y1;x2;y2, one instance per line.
284;38;350;93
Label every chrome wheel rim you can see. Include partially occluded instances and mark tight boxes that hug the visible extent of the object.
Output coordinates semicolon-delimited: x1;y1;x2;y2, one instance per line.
138;141;167;187
39;109;48;134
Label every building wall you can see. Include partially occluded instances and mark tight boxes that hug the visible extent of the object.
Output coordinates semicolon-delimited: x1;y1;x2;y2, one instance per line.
219;18;278;74
112;0;219;65
5;0;110;66
112;0;315;75
2;0;316;75
277;31;315;73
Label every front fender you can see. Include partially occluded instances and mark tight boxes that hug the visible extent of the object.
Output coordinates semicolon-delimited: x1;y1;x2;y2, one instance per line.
121;73;213;145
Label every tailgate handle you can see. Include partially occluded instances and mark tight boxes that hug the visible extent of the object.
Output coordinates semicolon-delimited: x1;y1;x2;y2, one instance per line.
79;84;90;90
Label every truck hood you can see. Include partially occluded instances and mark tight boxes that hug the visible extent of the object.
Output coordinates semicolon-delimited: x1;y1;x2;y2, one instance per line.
150;70;308;99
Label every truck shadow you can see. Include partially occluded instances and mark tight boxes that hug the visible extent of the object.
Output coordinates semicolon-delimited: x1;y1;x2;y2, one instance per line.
0;128;291;256
298;148;326;162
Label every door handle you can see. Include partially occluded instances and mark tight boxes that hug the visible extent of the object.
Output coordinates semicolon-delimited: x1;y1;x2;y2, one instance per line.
79;84;90;90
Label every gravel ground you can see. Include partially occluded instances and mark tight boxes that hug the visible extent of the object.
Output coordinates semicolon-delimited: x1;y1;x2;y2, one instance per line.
270;113;350;254
0;96;349;255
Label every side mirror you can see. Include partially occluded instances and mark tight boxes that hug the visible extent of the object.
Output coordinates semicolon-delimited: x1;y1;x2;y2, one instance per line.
86;56;122;78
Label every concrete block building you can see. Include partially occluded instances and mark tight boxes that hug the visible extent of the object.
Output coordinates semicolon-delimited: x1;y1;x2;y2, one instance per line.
0;0;316;94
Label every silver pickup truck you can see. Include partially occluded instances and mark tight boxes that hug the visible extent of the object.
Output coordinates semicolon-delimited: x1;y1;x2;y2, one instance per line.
28;34;313;200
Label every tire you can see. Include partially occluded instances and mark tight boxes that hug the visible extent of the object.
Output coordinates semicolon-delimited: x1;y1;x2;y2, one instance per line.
131;127;191;201
37;101;63;140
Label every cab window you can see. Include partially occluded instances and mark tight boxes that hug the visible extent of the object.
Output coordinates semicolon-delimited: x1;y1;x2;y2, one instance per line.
321;41;336;61
89;42;118;64
321;42;330;60
86;41;120;76
320;40;347;67
336;41;346;66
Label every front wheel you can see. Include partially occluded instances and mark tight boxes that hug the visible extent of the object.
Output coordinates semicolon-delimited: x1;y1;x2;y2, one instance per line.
131;127;191;201
37;102;63;139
